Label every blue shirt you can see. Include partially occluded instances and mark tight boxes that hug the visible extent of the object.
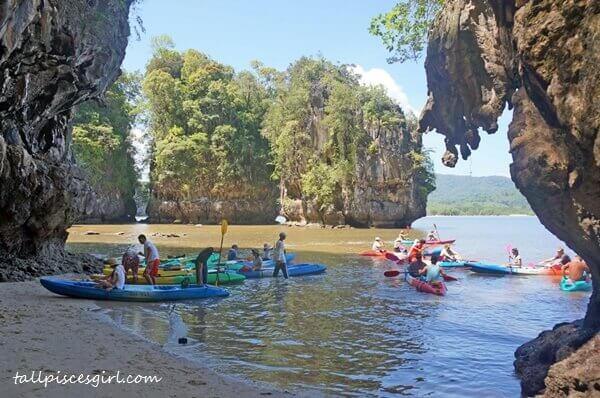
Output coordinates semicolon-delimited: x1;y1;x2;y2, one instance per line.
227;248;237;261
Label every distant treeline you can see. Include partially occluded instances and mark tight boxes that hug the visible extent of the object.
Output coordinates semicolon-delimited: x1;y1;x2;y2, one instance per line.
427;174;534;216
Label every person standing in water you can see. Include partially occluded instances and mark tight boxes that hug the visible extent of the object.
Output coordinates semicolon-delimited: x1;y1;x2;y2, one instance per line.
273;232;289;279
121;246;140;284
138;234;160;285
195;247;214;285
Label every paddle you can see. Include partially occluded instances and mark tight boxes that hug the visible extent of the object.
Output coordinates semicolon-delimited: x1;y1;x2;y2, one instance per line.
216;219;228;286
442;274;458;282
384;269;405;277
433;223;441;241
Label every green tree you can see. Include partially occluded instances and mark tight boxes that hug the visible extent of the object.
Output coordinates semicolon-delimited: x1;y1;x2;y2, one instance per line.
72;72;140;200
370;0;444;63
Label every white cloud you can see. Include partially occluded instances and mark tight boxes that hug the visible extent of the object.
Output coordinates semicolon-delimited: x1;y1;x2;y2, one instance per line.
349;65;416;115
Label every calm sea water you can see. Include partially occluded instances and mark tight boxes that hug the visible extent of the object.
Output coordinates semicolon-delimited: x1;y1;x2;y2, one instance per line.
66;216;590;397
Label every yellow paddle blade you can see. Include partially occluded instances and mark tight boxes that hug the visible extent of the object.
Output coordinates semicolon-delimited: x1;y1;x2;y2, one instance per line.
221;219;228;235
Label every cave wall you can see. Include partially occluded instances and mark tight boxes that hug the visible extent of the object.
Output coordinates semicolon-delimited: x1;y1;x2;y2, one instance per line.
0;0;133;277
419;0;599;395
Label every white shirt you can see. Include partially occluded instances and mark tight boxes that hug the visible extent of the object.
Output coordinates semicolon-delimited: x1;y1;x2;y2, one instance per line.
273;240;286;263
372;241;383;251
144;240;159;261
114;265;126;289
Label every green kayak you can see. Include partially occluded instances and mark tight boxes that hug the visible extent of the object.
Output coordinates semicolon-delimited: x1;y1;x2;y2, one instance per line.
174;270;246;285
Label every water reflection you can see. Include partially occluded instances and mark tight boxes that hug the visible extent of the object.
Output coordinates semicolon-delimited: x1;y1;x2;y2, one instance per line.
71;217;590;397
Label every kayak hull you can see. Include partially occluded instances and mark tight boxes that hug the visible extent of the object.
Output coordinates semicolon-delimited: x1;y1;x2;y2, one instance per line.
560;276;592;292
405;274;447;296
40;278;229;302
439;261;471;268
238;263;326;279
469;263;562;275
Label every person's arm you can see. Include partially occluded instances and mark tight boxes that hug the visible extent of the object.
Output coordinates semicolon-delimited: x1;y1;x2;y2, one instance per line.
418;265;428;275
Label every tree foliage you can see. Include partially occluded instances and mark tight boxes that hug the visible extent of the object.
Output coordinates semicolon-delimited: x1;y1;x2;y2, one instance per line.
142;37;273;202
370;0;444;63
72;72;140;198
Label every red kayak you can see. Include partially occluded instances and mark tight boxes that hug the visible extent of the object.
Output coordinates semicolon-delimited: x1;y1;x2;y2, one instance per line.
405;274;447;296
359;250;404;261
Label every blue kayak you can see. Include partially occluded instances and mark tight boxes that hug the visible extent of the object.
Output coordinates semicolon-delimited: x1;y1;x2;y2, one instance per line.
560;276;592;292
439;261;470;268
40;278;229;302
238;252;297;269
424;248;442;257
469;262;511;275
237;263;326;279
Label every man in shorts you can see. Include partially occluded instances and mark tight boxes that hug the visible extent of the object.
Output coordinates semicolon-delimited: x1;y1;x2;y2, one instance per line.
138;234;160;285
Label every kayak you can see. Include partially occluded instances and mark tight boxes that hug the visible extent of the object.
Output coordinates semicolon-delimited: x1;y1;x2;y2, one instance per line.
402;239;456;246
95;270;245;285
208;253;297;269
560;276;592;292
40;277;229;302
439;260;471;268
405;274;447;296
469;263;562;276
237;263;326;279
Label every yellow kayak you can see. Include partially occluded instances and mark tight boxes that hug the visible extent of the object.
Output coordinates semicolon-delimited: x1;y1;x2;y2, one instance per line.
96;269;245;285
102;266;191;278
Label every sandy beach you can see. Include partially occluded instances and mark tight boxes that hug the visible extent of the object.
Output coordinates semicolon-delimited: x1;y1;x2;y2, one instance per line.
0;276;296;398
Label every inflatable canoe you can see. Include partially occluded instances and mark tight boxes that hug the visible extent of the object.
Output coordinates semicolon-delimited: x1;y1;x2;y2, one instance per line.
469;263;562;276
405;274;447;296
560;276;592;292
237;263;326;279
40;278;229;302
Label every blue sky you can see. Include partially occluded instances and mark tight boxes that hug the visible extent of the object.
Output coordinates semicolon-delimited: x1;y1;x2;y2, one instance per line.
123;0;513;177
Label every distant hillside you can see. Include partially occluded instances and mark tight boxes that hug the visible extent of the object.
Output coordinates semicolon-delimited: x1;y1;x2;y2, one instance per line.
427;174;533;216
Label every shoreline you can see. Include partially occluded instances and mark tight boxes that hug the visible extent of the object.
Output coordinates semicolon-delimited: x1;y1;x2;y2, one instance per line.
0;276;297;398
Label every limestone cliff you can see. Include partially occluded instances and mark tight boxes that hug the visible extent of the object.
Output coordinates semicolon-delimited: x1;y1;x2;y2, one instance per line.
419;0;599;395
281;76;431;228
0;0;133;280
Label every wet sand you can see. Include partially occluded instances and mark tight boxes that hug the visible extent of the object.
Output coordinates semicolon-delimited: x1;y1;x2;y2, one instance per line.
0;276;298;398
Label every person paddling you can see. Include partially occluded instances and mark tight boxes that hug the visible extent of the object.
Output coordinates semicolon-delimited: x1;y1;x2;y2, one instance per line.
273;232;289;279
509;248;522;267
540;247;566;267
441;244;462;262
372;237;384;252
138;234;160;285
408;239;426;262
419;255;447;284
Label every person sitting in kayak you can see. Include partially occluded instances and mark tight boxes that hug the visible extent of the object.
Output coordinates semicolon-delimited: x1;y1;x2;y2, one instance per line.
540;247;566;267
408;239;426;262
121;246;140;284
426;230;439;241
408;252;427;278
372;237;385;252
393;233;407;253
96;260;126;291
227;244;239;261
262;243;273;260
419;255;447;284
508;248;522;267
251;249;263;271
440;244;462;262
562;255;590;282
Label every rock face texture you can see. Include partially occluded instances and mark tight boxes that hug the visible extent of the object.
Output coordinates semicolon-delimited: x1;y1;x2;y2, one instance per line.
78;190;137;223
0;0;133;279
282;84;429;228
420;0;599;395
146;192;279;225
